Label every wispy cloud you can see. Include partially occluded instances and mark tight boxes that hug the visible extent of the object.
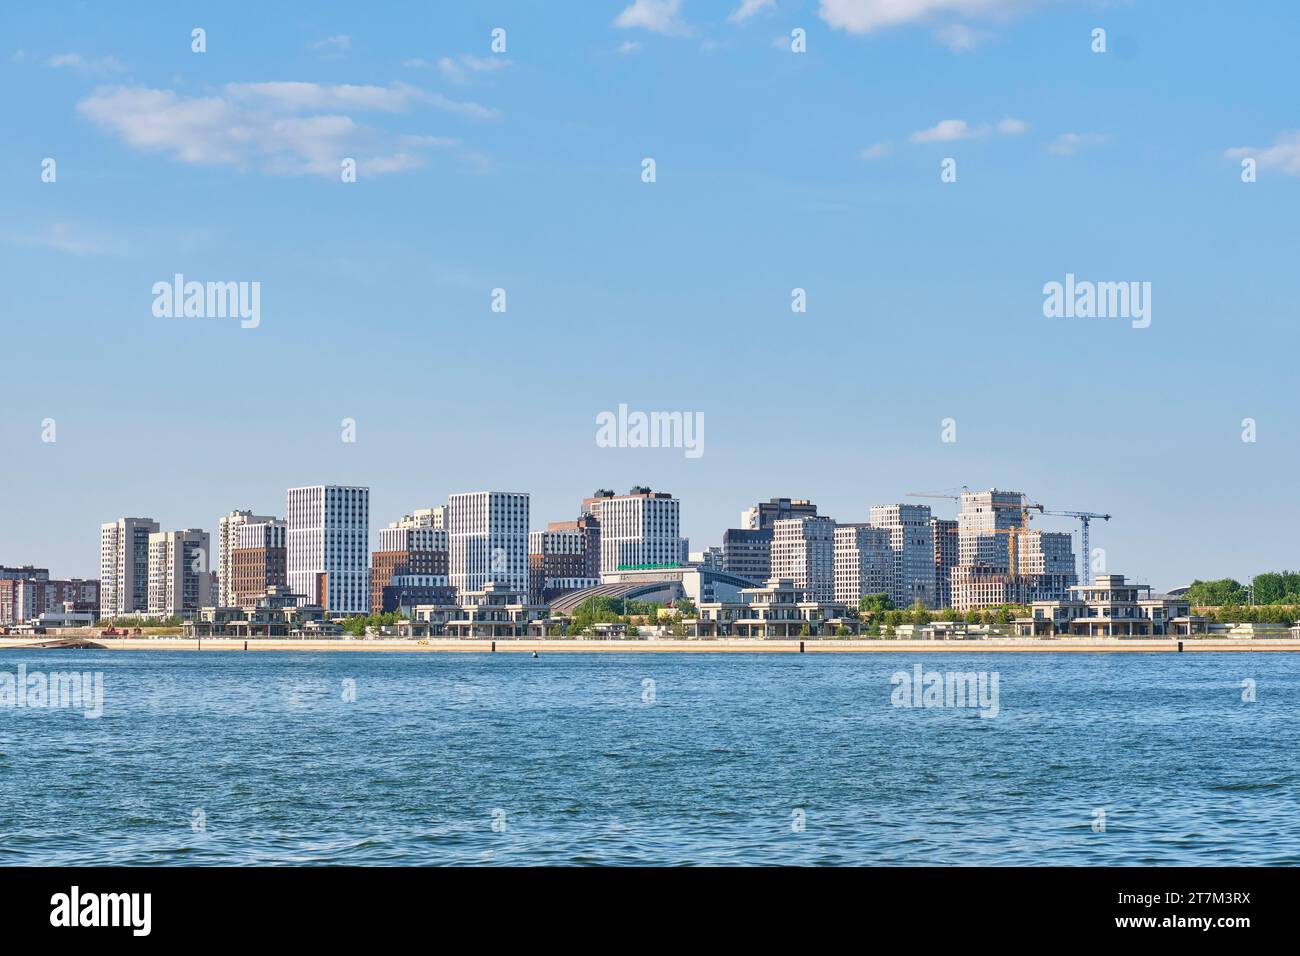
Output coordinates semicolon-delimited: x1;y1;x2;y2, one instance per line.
47;52;124;75
223;81;500;119
1048;132;1109;155
1225;132;1300;176
819;0;1035;34
729;0;777;23
859;141;892;159
911;119;985;143
438;54;511;83
616;40;643;55
910;117;1025;143
614;0;691;36
76;82;492;178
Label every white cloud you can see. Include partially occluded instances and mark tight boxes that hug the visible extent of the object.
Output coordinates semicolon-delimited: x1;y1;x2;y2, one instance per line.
438;54;511;83
859;142;892;159
47;52;124;75
911;119;986;143
75;83;487;178
909;117;1024;143
223;81;500;120
1048;132;1108;155
1225;132;1300;176
616;40;643;54
934;23;988;51
819;0;1030;33
729;0;776;23
614;0;690;36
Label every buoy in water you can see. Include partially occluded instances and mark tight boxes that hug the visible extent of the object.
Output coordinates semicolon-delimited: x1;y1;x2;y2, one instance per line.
532;651;539;659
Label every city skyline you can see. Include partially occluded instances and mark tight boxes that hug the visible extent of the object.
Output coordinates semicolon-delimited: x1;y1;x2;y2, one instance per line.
5;2;1299;587
0;473;1271;592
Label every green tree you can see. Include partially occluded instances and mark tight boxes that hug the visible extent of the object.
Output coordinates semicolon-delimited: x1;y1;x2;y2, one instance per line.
859;593;893;616
1185;578;1248;606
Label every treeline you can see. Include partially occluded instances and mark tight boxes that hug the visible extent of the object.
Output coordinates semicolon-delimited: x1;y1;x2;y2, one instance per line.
858;594;1029;627
564;595;692;636
1186;572;1300;606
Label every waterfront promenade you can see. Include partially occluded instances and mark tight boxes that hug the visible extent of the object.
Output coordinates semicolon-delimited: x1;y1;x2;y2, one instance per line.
4;637;1300;653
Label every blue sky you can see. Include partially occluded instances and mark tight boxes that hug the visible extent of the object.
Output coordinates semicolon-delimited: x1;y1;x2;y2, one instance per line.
2;0;1298;588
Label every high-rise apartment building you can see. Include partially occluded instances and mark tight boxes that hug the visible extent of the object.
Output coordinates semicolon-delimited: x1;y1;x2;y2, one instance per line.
771;515;836;602
869;504;936;609
740;497;818;531
721;527;774;583
217;510;278;606
833;523;893;605
527;524;599;604
230;520;288;608
957;489;1028;571
100;517;160;617
147;529;213;616
447;491;529;595
371;524;449;614
932;517;959;608
287;485;370;614
583;487;681;575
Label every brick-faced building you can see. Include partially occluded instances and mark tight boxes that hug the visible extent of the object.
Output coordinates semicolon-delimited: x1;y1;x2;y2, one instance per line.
371;525;449;614
230;520;288;608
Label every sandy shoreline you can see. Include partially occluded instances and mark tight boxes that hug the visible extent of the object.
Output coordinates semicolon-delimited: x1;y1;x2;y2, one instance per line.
2;637;1299;653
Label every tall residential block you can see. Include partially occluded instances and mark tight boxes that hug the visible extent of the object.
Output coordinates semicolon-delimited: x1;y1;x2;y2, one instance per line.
447;491;529;596
722;527;773;584
740;497;818;531
217;510;277;606
771;515;836;603
372;524;450;614
287;485;370;614
528;523;599;604
584;487;680;575
100;517;160;617
147;529;213;616
869;504;936;609
956;489;1027;571
932;517;959;608
833;523;893;605
230;519;288;608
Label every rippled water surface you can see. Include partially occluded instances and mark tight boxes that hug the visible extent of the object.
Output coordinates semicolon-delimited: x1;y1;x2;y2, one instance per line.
1;650;1297;865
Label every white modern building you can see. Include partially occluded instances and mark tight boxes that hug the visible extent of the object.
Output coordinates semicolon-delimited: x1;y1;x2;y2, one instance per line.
740;497;818;531
147;529;213;617
771;515;836;603
287;485;370;614
378;526;448;553
869;503;936;609
100;517;160;617
447;491;529;595
391;507;446;530
584;487;681;574
957;489;1027;570
833;523;893;605
218;509;278;607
